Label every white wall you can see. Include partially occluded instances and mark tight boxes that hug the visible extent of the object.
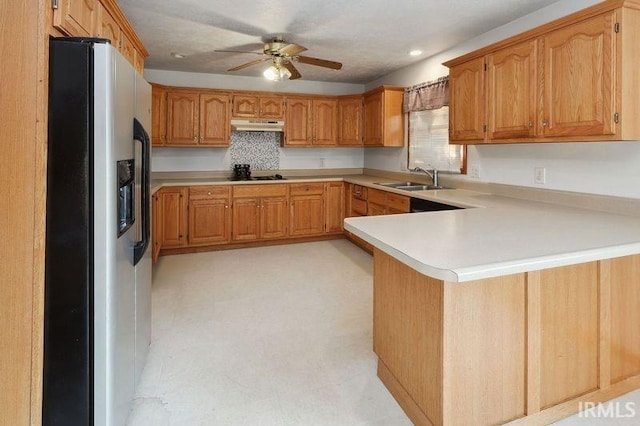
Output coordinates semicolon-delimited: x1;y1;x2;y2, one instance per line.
147;70;366;172
364;0;640;199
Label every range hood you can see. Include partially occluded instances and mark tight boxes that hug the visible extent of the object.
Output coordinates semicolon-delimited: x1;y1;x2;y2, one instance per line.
231;119;285;132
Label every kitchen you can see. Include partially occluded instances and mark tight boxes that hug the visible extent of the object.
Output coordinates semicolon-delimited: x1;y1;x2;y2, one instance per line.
3;0;640;425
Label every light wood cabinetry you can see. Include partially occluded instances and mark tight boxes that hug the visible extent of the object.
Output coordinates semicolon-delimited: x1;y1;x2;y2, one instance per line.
151;85;167;146
363;86;404;147
52;0;148;72
446;2;640;144
366;188;410;216
187;187;231;246
159;187;187;248
166;90;230;146
232;94;284;119
324;182;345;233
338;97;363;146
311;99;338;145
53;0;98;37
289;183;324;236
284;98;311;146
232;185;288;241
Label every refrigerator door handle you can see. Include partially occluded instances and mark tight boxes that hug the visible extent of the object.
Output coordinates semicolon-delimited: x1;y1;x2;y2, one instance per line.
133;118;150;265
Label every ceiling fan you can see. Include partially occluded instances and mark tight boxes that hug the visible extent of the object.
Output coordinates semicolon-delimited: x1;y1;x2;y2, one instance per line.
215;38;342;81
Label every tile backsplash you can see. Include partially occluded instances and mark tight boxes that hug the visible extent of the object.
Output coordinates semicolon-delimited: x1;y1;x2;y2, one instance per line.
229;131;281;170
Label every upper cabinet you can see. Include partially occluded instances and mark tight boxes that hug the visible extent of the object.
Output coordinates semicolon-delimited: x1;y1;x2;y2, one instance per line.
51;0;148;73
337;97;363;146
151;85;167;146
284;97;312;146
232;94;284;119
363;86;404;147
311;99;338;145
283;97;338;146
165;90;230;147
446;2;640;144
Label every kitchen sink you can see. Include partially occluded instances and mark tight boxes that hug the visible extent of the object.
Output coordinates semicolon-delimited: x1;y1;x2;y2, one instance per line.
376;182;452;191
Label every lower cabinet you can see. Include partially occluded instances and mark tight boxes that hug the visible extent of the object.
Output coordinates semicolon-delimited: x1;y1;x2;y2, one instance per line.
324;182;345;233
232;184;288;241
159;187;187;248
187;186;231;246
290;183;325;236
367;188;409;216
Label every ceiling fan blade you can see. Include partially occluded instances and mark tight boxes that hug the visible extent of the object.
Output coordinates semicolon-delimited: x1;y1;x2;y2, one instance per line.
282;61;302;80
278;43;307;56
215;49;265;55
228;57;270;71
296;55;342;70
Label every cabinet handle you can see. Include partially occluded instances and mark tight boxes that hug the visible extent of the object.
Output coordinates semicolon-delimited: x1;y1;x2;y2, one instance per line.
207;191;211;195
225;205;229;209
193;136;198;141
541;119;548;127
528;121;534;128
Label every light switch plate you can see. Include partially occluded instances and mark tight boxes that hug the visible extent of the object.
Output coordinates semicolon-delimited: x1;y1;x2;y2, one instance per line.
534;167;546;184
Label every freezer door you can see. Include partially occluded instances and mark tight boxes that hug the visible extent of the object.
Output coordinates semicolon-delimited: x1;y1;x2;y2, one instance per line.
92;42;136;426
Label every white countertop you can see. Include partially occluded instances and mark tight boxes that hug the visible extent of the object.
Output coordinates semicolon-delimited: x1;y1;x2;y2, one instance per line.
344;192;640;283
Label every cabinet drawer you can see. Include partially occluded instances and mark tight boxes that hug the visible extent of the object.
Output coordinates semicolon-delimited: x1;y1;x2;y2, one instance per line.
352;185;368;200
233;184;288;198
368;188;387;206
290;182;324;196
352;198;367;216
189;186;230;200
386;193;409;213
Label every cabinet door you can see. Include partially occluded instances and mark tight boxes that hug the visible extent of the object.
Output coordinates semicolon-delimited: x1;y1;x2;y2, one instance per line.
325;182;345;233
53;0;98;37
96;3;120;49
151;86;166;146
232;95;259;118
367;202;387;216
312;99;338;145
260;96;284;119
290;195;324;236
284;98;311;146
120;33;136;66
260;197;288;239
449;57;486;142
232;198;260;241
487;40;538;140
166;92;199;145
152;193;162;263
363;92;382;146
160;188;187;248
543;13;615;137
200;94;230;146
188;198;231;246
338;98;363;145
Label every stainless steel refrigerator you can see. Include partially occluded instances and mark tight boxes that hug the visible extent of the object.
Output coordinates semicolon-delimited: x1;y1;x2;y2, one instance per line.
44;37;152;426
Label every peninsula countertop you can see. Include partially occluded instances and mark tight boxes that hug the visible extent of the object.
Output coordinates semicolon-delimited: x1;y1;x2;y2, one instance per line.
344;192;640;283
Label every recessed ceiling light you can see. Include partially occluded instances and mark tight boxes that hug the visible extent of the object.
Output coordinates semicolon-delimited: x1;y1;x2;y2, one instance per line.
171;52;186;59
409;50;423;56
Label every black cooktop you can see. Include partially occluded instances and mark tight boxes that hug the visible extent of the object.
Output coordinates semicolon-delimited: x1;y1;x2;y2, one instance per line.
228;174;287;181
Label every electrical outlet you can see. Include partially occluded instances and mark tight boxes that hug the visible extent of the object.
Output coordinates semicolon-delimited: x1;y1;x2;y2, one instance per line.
469;164;480;179
319;157;326;168
534;167;546;184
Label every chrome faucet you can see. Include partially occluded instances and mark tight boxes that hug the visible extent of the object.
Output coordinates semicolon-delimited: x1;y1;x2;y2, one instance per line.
412;167;439;187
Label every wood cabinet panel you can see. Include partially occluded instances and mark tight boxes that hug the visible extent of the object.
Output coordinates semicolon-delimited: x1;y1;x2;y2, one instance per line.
338;97;363;146
363;92;382;146
166;92;199;145
233;94;284;119
609;254;640;384
324;182;344;233
151;85;167;146
367;203;386;216
200;94;230;146
259;96;284;119
188;199;231;246
487;39;538;140
539;262;599;408
449;57;486;142
160;188;187;248
363;87;404;147
386;193;409;213
542;13;615;138
233;184;287;198
134;50;144;74
284;98;311;146
290;195;324;236
232;95;259;118
232;198;260;241
312;99;338;145
53;0;98;37
119;32;136;65
260;197;288;239
96;3;120;48
289;183;324;196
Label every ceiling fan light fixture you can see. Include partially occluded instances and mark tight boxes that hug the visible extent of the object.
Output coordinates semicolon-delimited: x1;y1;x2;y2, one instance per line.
263;64;292;81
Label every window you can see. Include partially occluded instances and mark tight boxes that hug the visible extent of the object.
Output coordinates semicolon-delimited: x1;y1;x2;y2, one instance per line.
408;107;464;173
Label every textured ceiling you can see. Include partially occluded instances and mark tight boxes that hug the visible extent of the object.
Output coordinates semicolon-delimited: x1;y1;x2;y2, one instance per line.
118;0;560;84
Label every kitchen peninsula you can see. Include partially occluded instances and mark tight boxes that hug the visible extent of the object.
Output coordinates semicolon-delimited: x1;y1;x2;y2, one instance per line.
344;195;640;425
